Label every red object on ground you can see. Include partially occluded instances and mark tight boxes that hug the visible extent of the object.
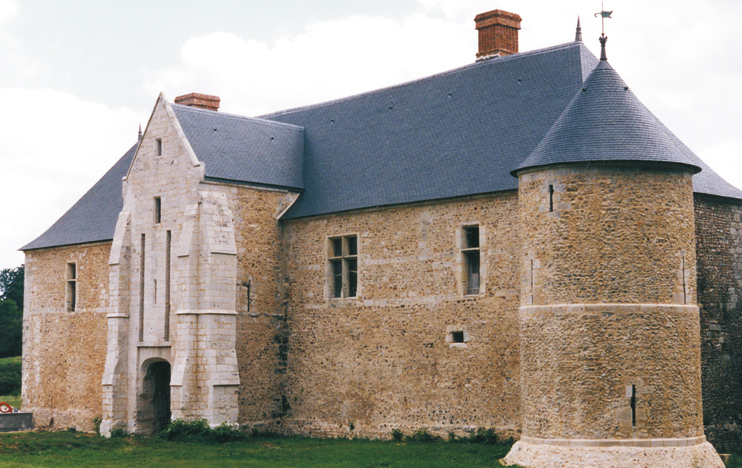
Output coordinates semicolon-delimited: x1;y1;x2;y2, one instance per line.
0;402;12;413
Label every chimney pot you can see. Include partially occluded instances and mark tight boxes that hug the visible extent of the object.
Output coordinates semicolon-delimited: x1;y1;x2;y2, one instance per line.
474;9;522;60
174;92;221;112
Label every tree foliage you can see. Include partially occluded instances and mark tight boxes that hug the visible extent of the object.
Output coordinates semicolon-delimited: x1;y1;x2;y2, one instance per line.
0;265;23;357
0;265;24;311
0;300;22;358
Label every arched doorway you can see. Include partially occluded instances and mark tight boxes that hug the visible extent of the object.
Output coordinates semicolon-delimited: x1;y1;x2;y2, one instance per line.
140;360;171;434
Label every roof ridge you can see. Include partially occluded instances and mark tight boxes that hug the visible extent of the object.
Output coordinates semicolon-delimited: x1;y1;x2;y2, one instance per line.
261;41;589;120
171;103;304;131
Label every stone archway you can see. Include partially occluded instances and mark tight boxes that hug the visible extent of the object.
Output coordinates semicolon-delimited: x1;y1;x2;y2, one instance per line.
138;360;171;434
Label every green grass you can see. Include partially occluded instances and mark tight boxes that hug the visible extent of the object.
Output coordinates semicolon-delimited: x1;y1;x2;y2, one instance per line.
0;357;21;366
0;394;20;409
0;356;21;409
0;431;519;468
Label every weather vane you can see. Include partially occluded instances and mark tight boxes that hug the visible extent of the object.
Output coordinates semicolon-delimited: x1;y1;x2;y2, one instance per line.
594;2;613;35
594;2;613;60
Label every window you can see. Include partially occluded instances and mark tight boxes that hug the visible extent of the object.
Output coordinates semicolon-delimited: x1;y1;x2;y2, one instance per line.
446;327;469;347
154;197;162;224
155;138;162;156
462;226;480;295
329;235;358;298
66;262;77;311
548;185;554;212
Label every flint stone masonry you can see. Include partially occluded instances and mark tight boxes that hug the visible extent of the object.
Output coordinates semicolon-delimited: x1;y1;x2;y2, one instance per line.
695;194;742;451
518;165;697;306
281;192;521;438
23;242;110;431
506;163;710;467
519;303;703;439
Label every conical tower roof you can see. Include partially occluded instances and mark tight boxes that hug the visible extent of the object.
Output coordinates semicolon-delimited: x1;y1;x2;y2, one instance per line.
513;57;701;176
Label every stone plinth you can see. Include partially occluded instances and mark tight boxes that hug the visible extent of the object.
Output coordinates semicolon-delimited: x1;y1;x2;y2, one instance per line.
0;413;34;432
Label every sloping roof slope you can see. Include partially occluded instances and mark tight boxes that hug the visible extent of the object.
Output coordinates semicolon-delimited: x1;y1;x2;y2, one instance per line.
516;60;702;174
22;144;137;251
22;40;742;251
265;42;599;219
172;104;305;189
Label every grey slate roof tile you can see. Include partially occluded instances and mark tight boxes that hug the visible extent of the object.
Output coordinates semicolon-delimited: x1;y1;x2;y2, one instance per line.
21;144;137;251
515;60;702;174
265;42;599;219
172;104;304;189
22;41;742;251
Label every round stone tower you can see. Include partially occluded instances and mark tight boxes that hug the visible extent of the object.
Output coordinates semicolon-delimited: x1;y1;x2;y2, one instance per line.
503;40;724;467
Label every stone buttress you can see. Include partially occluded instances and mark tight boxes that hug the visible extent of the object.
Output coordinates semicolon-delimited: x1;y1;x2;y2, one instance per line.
101;94;240;435
503;46;724;467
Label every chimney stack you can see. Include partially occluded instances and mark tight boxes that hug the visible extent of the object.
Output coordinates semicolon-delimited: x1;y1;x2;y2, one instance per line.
174;92;221;112
474;9;522;60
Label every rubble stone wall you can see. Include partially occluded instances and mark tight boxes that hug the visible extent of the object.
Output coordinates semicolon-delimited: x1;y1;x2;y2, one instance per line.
220;182;299;426
281;192;521;439
695;194;742;452
516;164;703;441
23;242;111;431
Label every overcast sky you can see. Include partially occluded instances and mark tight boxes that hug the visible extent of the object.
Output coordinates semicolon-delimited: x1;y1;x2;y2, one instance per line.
1;0;740;270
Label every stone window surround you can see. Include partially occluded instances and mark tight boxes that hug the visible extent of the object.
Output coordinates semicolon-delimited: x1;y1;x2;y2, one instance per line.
459;223;484;296
446;325;470;348
328;234;358;300
154;196;162;224
65;261;77;312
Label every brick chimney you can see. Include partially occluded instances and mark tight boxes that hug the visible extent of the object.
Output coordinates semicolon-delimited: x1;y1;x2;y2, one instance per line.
174;92;221;112
474;9;522;60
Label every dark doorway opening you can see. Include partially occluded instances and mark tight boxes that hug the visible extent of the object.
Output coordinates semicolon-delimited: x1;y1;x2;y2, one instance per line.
143;361;171;433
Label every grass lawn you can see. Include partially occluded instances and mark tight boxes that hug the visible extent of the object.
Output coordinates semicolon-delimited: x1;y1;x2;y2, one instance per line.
0;394;20;409
0;431;519;468
0;356;21;410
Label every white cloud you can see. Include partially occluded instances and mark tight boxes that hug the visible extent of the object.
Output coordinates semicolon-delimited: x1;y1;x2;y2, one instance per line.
0;0;18;24
142;13;473;116
700;140;742;191
0;88;142;269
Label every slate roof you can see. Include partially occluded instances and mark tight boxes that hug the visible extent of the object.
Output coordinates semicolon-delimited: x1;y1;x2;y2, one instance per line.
21;144;137;251
172;104;304;189
22;40;742;251
264;42;600;219
516;60;703;174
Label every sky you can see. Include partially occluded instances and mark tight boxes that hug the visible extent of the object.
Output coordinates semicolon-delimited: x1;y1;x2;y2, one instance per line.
0;0;740;270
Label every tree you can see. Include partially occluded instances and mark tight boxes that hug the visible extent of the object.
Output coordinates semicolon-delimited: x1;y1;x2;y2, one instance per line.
0;265;24;312
0;300;22;358
0;265;23;357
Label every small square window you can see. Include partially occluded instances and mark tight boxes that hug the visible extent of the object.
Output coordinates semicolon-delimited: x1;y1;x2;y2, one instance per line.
447;328;469;347
329;235;358;299
154;197;162;224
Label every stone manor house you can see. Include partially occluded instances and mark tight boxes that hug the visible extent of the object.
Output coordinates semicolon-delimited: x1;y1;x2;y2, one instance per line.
21;9;742;467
